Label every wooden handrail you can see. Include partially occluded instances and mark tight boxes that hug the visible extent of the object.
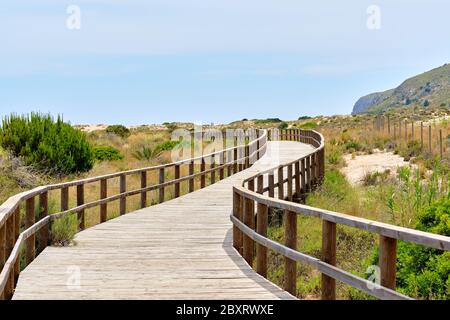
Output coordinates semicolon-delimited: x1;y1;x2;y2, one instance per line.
231;128;450;300
0;129;268;299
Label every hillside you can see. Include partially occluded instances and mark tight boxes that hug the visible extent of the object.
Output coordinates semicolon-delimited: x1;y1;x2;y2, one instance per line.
352;63;450;114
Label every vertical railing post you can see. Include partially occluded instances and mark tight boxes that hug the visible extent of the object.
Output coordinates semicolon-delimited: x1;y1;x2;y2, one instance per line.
0;221;5;273
301;158;306;194
268;173;275;198
174;164;180;198
305;156;311;193
287;164;293;201
25;197;35;266
219;152;225;180
189;161;194;192
77;184;85;230
100;179;107;223
140;171;147;208
294;161;301;198
256;175;268;277
211;155;216;184
39;191;49;251
61;186;69;212
233;138;238;173
245;144;250;169
411;121;414;140
321;220;336;300
387;116;390;135
284;210;297;295
200;158;206;188
120;174;126;215
233;190;243;253
278;167;284;200
379;235;397;290
243;179;255;266
13;207;20;285
159;167;165;203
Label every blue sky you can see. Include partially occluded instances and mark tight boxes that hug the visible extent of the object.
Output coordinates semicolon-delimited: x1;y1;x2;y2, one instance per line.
0;0;449;125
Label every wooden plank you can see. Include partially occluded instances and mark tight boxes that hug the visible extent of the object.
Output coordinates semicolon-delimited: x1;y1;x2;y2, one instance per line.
77;184;85;230
284;210;297;295
232;191;243;252
0;224;5;271
25;197;35;266
294;161;300;198
174;165;180;198
159;168;165;203
100;179;107;223
243;180;255;266
120;174;126;215
38;192;48;252
140;172;147;208
200;158;206;188
211;155;216;184
278;167;284;200
189;161;194;193
256;203;268;278
379;235;397;290
287;164;293;201
61;187;69;211
268;173;275;198
321;220;336;300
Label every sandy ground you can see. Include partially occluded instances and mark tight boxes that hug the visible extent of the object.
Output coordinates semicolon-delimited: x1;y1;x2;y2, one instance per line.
341;150;414;185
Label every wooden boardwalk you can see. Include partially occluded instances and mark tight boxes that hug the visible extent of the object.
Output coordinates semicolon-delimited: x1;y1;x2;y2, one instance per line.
13;141;313;300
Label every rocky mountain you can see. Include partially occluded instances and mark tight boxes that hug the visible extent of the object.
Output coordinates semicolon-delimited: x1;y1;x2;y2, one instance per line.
352;63;450;114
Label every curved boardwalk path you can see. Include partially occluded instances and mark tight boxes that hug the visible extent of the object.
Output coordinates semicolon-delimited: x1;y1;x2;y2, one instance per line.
13;141;313;300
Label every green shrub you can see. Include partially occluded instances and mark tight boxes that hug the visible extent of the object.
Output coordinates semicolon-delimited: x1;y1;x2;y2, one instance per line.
299;122;317;129
255;118;282;124
369;197;450;299
52;214;78;246
93;146;124;162
106;124;130;138
157;140;180;152
0;113;94;175
278;122;288;130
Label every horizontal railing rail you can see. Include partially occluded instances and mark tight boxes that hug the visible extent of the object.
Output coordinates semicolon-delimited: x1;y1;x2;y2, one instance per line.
0;129;268;299
231;128;450;300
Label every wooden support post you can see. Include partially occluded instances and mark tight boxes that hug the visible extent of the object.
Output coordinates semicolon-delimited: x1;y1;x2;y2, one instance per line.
100;179;107;223
77;184;85;230
268;173;275;198
233;139;238;173
25;197;35;266
278;167;284;200
219;152;225;180
140;171;147;208
256;202;268;278
189;161;194;192
14;207;20;285
211;155;216;184
301;158;306;194
200;158;206;188
174;165;180;198
421;122;424;149
5;214;14;258
429;126;432;154
61;187;69;211
159;167;165;203
284;210;297;295
305;156;311;192
379;235;397;290
294;161;300;198
120;174;126;215
232;191;243;252
440;129;443;158
287;164;293;201
227;150;232;177
243;180;255;265
411;121;414;140
38;191;49;251
321;220;336;300
245;145;250;169
0;223;5;272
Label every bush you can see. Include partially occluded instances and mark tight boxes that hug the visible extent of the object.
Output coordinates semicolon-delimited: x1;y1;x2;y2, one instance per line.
93;146;124;162
52;214;78;246
299;122;317;129
106;125;130;138
369;197;450;299
278;122;288;130
0;113;94;175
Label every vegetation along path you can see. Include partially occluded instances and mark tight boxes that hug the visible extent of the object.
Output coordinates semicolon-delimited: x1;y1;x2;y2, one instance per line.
12;141;313;299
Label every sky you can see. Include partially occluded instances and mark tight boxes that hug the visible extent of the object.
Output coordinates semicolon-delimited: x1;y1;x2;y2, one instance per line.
0;0;449;125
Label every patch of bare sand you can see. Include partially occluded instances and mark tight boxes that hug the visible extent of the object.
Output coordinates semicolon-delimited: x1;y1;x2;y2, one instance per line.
341;150;415;185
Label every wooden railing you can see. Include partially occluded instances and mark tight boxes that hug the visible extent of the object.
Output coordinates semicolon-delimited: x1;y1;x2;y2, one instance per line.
0;129;268;299
231;128;450;300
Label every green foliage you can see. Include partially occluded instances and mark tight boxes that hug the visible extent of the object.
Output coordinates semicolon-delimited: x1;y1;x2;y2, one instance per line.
132;140;180;161
255;118;282;124
299;122;317;129
0;113;94;175
51;214;78;246
93;146;124;162
423;99;430;107
278;122;288;130
298;116;311;120
106;124;130;138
